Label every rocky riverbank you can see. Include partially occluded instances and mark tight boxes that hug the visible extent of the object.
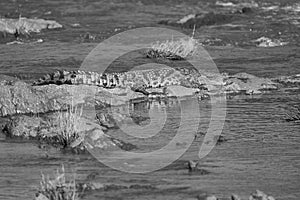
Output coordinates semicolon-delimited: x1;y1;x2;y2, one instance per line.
1;68;298;156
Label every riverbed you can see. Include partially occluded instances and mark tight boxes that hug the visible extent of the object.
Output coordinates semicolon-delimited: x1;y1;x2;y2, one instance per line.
0;0;299;199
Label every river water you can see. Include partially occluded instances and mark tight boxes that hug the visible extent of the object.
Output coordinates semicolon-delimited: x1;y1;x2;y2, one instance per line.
0;0;299;199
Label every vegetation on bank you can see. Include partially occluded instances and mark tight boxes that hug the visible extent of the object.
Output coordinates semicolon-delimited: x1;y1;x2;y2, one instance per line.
42;105;84;149
36;165;78;200
146;27;198;60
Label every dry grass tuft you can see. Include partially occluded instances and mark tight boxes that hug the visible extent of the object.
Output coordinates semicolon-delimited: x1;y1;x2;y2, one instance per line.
44;105;83;148
37;165;79;200
146;27;198;60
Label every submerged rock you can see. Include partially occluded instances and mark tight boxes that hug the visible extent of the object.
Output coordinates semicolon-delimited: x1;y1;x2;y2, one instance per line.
197;194;218;200
224;73;278;95
0;17;62;35
249;190;275;200
160;12;237;28
252;37;288;47
159;8;254;29
196;190;274;200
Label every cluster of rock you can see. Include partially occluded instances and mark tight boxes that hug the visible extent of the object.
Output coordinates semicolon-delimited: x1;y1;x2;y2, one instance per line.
252;37;288;48
272;74;300;86
198;190;275;200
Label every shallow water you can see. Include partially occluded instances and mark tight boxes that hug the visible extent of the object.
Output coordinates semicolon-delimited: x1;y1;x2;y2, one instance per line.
0;0;299;199
0;91;299;200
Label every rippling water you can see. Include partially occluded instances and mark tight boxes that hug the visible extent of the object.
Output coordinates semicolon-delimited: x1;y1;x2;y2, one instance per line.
0;0;299;199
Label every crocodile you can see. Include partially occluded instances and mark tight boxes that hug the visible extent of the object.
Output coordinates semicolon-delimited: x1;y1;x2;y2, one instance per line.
33;67;208;94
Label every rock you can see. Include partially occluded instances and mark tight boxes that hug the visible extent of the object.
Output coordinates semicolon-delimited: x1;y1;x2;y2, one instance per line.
0;74;19;85
241;7;253;14
96;106;149;129
2;112;136;152
187;160;198;172
129;184;156;190
104;184;128;191
0;82;146;117
187;160;210;175
94;87;145;106
0;81;52;117
231;194;241;200
166;85;200;97
88;182;105;190
159;8;256;29
0;17;62;35
177;14;196;24
160;12;236;28
35;193;49;200
197;195;218;200
206;196;218;200
215;134;227;144
0;72;283;118
3;115;42;138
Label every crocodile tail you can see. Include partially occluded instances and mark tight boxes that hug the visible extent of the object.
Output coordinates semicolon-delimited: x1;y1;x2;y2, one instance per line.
32;70;73;85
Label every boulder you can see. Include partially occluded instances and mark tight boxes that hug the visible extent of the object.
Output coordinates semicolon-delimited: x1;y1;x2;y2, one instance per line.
3;115;42;138
0;17;62;35
0;81;59;117
0;82;146;117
